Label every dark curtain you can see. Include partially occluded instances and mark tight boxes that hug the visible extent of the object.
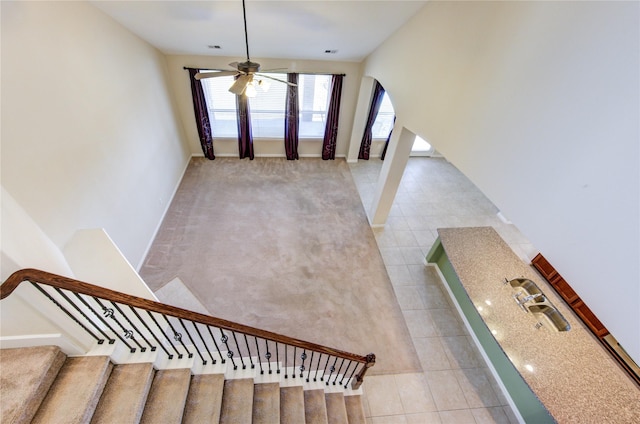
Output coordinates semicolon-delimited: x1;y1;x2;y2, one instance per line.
358;81;385;160
380;115;396;160
284;73;299;160
321;74;344;160
187;69;215;159
236;92;254;160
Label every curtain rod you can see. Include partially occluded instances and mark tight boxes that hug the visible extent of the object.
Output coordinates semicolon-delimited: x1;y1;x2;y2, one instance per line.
183;66;345;77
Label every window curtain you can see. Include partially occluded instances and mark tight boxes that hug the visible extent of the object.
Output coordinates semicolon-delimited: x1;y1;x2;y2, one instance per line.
321;74;344;160
358;81;385;160
187;68;215;160
380;115;396;160
236;91;254;160
284;73;299;160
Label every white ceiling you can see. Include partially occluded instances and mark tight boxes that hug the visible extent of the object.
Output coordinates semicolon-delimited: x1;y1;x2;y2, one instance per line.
91;1;427;62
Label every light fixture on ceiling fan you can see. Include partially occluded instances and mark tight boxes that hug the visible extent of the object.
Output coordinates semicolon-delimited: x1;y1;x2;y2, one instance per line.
195;0;295;97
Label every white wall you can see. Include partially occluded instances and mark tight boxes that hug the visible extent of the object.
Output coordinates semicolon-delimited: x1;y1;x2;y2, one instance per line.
164;55;362;158
63;229;157;300
1;188;73;281
1;1;190;269
0;188;78;343
364;1;640;360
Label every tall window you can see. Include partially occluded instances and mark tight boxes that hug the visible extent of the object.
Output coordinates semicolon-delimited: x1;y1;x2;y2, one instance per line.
200;71;332;139
248;73;287;138
298;74;331;138
371;92;395;139
201;74;238;138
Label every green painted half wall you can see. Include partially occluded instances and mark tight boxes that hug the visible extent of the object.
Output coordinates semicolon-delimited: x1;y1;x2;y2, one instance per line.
427;239;553;423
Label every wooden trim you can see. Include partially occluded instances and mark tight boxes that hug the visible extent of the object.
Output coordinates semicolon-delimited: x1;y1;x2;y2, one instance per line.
1;268;368;364
571;299;608;338
531;253;558;281
548;277;579;304
531;255;608;337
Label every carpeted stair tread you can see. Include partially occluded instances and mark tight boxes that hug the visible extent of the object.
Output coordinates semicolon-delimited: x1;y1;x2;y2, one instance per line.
140;368;191;424
325;392;349;424
279;386;305;424
219;378;254;424
91;362;154;424
3;345;366;424
304;389;329;424
252;382;280;424
182;373;225;424
0;345;66;424
344;395;366;424
31;355;113;424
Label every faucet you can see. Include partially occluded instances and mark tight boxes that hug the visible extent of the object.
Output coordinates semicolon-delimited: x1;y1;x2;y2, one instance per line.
513;291;543;312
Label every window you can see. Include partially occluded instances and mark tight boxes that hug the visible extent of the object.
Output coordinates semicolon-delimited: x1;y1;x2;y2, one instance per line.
200;71;332;139
412;135;432;151
371;92;395;139
248;73;287;138
411;135;434;156
298;74;331;138
201;73;238;138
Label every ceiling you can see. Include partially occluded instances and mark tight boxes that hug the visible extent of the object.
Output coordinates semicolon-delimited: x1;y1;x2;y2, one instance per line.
91;1;427;62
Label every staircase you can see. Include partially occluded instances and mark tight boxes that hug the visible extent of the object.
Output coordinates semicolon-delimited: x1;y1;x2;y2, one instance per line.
1;270;373;423
1;345;366;423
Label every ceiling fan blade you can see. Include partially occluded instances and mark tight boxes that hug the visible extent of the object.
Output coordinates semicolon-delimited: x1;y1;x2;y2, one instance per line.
195;70;239;80
229;74;252;95
259;68;288;73
256;73;297;87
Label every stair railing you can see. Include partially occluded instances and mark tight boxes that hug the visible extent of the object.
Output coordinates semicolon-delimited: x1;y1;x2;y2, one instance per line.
1;268;375;389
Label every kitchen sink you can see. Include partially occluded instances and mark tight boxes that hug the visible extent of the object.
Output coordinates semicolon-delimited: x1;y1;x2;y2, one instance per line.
527;304;571;332
505;277;571;332
509;278;543;297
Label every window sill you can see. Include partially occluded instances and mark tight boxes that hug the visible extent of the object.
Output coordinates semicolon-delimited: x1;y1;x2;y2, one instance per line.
212;137;323;142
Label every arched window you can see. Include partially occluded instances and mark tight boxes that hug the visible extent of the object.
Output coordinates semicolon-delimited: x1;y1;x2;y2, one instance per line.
371;92;394;140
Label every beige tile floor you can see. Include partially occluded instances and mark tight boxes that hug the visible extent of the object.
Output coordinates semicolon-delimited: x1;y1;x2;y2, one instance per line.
349;157;537;424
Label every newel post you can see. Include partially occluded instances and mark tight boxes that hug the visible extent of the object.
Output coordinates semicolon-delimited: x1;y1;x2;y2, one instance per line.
350;353;376;390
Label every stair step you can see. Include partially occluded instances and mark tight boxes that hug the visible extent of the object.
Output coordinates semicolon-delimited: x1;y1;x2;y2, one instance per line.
91;362;154;424
280;386;305;424
252;382;280;424
2;346;366;424
219;378;254;424
304;389;329;424
325;392;349;424
0;345;66;424
182;373;225;424
344;395;366;424
31;355;113;424
140;368;191;424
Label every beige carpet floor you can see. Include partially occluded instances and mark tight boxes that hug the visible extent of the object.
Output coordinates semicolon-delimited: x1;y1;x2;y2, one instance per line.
140;157;420;375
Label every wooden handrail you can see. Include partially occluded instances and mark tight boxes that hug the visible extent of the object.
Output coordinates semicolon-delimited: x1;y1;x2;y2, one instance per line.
1;268;369;365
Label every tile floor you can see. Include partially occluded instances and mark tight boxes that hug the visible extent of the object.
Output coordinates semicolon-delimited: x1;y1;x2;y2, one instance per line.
349;157;538;424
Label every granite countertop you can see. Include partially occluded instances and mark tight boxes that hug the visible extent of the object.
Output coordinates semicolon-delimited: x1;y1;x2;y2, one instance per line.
437;227;640;423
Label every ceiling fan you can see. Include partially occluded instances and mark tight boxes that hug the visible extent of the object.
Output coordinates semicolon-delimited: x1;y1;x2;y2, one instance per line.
195;0;295;97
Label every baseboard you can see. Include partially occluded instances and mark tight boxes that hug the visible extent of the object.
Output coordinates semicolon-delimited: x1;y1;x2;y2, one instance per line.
0;334;86;356
190;153;347;159
497;211;512;224
136;155;193;271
